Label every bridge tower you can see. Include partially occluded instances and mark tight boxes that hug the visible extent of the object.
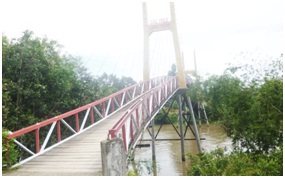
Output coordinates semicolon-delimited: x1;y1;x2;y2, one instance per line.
142;2;186;89
141;2;202;165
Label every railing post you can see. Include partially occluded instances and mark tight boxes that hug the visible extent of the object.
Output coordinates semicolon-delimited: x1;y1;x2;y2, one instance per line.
122;125;127;151
124;93;128;105
130;117;134;142
118;95;122;107
57;120;61;142
90;107;94;124
75;113;80;132
147;98;150;116
111;99;115;113
132;87;136;99
35;128;40;153
102;102;106;117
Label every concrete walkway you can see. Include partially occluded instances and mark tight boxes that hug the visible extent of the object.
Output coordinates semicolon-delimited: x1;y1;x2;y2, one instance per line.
3;99;138;176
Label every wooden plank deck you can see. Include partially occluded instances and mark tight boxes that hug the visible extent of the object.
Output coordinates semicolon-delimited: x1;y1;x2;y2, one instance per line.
3;99;138;176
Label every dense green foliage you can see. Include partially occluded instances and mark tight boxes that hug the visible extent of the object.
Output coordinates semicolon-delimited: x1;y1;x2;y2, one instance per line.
2;31;136;167
188;57;283;153
154;98;179;125
2;30;135;131
187;55;283;175
187;146;283;176
2;129;19;169
154;111;178;125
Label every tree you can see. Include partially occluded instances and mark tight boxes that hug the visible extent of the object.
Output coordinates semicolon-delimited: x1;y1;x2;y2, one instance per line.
2;31;137;165
3;31;80;130
186;55;283;175
188;57;283;153
227;78;283;153
200;74;243;121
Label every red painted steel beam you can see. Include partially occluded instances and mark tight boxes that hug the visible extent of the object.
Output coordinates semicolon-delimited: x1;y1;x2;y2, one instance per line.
122;125;127;151
109;88;159;136
75;113;79;132
102;102;106;117
7;77;173;141
35;129;40;153
108;76;178;151
57;120;61;142
7;81;143;139
130;118;134;142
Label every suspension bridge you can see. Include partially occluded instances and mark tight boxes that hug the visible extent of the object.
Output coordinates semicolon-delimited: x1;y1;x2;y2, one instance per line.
3;2;206;176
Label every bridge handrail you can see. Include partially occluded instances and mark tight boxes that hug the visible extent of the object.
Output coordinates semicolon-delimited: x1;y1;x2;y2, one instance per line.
5;76;172;166
108;76;179;152
8;81;142;139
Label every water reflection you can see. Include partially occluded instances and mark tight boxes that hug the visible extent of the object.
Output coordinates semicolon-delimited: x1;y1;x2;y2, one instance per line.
132;123;232;176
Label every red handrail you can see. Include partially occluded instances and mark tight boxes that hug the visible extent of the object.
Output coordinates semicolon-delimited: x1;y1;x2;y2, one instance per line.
108;76;178;151
8;81;141;139
6;76;173;166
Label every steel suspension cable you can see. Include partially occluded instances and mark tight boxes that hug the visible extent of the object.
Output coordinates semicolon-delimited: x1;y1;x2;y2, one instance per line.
149;33;159;77
96;51;111;76
153;32;165;77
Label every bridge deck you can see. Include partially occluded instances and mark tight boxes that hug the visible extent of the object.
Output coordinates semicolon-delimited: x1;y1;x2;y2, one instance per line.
3;99;139;176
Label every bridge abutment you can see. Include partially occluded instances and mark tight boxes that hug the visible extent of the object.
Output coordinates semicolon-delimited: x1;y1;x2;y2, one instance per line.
101;137;127;176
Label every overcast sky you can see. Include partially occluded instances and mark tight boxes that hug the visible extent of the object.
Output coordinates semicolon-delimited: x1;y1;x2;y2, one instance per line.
1;0;283;81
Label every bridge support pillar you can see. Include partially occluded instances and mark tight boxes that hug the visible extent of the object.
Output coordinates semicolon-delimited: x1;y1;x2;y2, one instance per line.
151;118;158;176
101;137;127;176
177;89;202;153
185;95;202;153
151;119;156;161
178;94;186;161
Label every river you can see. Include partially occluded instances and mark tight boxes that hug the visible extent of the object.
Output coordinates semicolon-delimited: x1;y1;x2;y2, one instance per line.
130;123;232;176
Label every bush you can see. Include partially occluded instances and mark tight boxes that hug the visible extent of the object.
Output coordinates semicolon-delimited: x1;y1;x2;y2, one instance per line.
2;128;19;170
187;146;283;176
154;110;178;125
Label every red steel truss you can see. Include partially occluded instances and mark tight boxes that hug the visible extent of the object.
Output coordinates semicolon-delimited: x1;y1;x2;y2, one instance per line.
108;76;178;152
5;76;177;165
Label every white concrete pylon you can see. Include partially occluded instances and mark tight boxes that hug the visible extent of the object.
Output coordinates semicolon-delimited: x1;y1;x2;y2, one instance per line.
142;2;187;89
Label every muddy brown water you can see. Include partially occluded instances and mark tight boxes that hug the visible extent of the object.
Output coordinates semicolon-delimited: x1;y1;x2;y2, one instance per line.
131;123;232;176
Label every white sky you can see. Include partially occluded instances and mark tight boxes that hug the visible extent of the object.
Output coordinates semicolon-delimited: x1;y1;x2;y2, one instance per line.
1;0;283;81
